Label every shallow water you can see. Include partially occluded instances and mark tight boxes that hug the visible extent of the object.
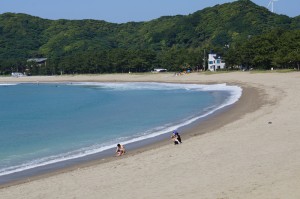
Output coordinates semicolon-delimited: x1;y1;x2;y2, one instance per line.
0;82;241;176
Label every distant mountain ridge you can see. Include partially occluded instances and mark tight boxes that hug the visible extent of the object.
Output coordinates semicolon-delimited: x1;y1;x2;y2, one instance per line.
0;0;299;74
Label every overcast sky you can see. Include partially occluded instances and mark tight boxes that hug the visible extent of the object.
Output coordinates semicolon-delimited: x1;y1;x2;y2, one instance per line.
0;0;298;23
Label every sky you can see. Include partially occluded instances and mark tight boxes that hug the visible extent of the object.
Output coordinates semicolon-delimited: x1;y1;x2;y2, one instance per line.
0;0;298;23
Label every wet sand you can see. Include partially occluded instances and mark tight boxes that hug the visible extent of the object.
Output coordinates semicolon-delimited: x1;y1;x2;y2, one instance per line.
1;71;300;198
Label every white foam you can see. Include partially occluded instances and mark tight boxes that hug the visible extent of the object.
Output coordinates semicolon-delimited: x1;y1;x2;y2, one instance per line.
70;82;233;92
0;83;18;86
0;82;242;177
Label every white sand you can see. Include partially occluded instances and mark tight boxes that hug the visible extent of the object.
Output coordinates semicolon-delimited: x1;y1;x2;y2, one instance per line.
1;72;300;199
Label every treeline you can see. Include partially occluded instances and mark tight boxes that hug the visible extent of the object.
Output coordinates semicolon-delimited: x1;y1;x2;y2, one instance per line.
3;28;299;75
0;0;300;75
1;48;204;75
224;29;300;70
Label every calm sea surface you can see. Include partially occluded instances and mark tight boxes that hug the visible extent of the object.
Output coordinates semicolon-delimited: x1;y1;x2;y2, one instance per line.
0;82;241;177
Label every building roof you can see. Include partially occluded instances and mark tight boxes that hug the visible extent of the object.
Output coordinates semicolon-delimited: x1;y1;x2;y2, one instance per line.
27;58;47;63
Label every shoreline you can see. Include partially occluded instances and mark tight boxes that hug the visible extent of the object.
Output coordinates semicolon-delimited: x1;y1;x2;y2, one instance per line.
1;72;300;198
0;78;249;188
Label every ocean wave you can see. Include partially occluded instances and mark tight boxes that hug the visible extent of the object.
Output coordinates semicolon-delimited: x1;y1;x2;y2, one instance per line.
70;82;238;91
0;83;18;86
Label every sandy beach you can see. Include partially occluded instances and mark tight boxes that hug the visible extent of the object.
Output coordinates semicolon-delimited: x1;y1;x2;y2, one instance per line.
1;71;300;199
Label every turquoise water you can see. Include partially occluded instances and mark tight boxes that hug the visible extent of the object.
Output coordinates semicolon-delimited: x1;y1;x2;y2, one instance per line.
0;82;241;176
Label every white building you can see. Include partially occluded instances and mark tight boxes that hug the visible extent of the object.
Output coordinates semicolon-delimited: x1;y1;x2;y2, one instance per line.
208;53;225;71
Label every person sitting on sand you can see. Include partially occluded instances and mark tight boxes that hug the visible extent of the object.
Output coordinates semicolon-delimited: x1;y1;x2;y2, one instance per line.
116;144;126;156
171;130;182;145
174;131;182;144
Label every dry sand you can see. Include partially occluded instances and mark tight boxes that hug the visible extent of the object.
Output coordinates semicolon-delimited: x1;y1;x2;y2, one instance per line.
1;72;300;199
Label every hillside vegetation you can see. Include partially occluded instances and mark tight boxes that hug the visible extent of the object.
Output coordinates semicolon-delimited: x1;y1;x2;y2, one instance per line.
0;0;299;75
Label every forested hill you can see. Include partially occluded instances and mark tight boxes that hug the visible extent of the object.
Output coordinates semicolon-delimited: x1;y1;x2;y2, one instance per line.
0;0;300;74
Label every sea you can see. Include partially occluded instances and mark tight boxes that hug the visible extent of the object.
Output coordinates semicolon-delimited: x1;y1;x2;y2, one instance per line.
0;82;242;183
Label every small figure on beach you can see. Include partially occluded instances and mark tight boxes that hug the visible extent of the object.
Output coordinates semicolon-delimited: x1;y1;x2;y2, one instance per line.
171;130;182;145
116;144;126;156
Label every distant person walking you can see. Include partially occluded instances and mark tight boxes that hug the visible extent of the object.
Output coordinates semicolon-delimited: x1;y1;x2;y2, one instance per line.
116;144;126;156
